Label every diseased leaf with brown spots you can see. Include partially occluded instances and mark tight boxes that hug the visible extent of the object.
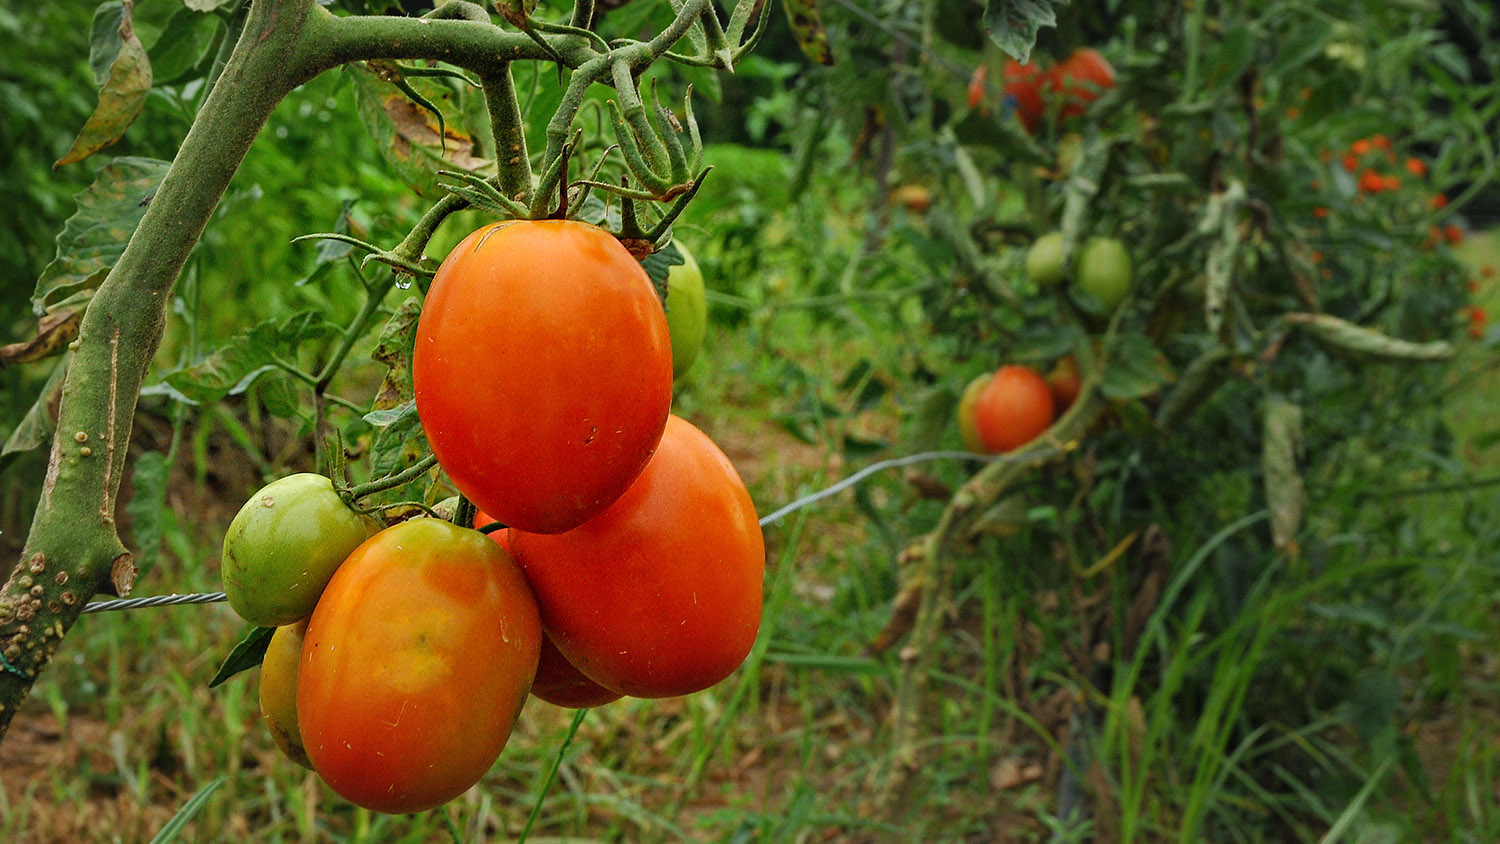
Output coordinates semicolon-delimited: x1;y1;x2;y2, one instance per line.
783;0;834;66
370;297;422;411
32;157;167;315
349;63;493;198
56;1;153;167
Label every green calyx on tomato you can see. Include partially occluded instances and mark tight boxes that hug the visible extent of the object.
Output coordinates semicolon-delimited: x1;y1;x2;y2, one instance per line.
665;241;708;378
413;219;673;535
221;473;380;628
1074;236;1133;313
298;518;542;814
1025;231;1067;287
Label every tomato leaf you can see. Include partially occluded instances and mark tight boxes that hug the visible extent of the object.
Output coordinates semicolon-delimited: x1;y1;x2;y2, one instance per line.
365;400;428;481
782;0;834;66
348;63;491;199
164;311;339;404
0;353;71;468
0;304;84;366
370;296;422;412
56;1;153;168
909;384;957;451
641;240;686;304
1100;333;1172;400
148;5;218;85
983;0;1070;64
33;157;168;315
207;625;275;688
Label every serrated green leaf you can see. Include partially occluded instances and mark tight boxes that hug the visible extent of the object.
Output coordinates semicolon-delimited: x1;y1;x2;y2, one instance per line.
125;451;171;577
34;157;169;314
149;6;218;85
165;311;339;404
207;625;275;688
255;371;302;419
1100;333;1172;400
641;240;686;304
367;400;427;479
58;1;153;167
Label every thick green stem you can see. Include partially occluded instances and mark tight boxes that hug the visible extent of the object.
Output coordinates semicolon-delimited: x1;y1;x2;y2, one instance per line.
483;66;534;203
0;0;322;737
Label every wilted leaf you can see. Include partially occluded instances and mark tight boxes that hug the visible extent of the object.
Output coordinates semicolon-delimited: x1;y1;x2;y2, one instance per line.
0;306;83;366
370;297;422;411
349;63;492;198
34;157;169;314
1284;313;1455;361
782;0;834;66
1261;397;1304;554
57;1;153;167
0;353;72;465
1155;345;1230;429
126;451;170;577
207;625;275;688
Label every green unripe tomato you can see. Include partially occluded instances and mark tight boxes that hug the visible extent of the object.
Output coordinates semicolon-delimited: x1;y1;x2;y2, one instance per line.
956;374;992;453
221;474;380;627
665;242;708;378
1025;231;1067;287
1074;236;1133;312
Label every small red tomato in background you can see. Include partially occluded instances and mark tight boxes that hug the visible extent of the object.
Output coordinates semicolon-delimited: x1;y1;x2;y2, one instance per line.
1004;58;1047;132
967;64;987;109
974;365;1056;453
1405;157;1427;177
1045;356;1082;414
1047;48;1116;118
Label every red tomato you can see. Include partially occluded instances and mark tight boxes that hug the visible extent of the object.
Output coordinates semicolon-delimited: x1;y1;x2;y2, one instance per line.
473;513;621;708
1405;157;1427;177
511;415;764;699
975;365;1056;453
967;64;987;110
1004;58;1047;132
532;635;624;708
1045;356;1081;413
298;519;542;813
1047;48;1116;118
414;220;673;534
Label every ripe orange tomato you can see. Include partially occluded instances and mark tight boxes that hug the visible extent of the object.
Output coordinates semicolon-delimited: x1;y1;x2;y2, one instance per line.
975;365;1056;452
1045;356;1081;413
1047;48;1116;118
473;515;622;709
414;220;673;534
511;415;764;699
298;519;541;813
1004;58;1047;132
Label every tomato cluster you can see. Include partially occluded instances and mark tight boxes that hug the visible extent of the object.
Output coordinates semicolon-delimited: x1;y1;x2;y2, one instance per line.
224;221;761;813
970;48;1117;133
